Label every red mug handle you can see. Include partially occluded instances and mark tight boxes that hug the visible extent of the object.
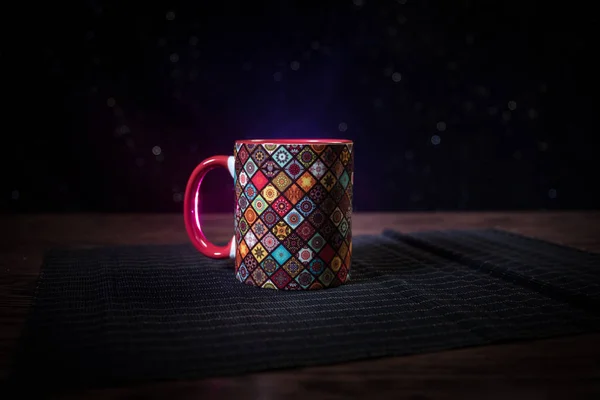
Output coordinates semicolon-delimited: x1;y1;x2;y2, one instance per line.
184;155;236;259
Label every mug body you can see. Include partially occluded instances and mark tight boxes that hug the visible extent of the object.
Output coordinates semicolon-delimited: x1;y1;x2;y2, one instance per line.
233;139;353;290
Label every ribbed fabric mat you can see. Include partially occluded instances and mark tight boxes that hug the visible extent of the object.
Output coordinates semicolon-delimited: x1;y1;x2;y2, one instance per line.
9;229;600;390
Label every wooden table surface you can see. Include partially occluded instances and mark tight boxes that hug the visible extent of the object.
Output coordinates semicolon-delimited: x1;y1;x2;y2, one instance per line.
1;212;600;399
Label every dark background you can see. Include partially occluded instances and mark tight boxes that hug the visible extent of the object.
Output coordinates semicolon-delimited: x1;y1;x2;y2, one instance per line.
2;0;596;213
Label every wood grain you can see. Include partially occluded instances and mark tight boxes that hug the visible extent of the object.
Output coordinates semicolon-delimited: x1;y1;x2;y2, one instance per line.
1;212;600;399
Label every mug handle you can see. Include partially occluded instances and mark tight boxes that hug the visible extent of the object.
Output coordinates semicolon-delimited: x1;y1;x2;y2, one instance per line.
183;155;236;259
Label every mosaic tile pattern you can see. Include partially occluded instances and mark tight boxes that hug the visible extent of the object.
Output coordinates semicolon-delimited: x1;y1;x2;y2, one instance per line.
234;142;353;290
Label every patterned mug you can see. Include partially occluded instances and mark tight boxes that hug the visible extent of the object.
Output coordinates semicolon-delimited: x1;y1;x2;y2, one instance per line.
184;139;354;290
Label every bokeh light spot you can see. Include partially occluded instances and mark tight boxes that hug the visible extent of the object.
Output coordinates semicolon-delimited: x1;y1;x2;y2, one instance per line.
528;109;538;119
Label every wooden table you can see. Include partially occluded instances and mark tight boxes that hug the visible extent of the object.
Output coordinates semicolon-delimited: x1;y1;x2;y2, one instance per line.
2;212;600;399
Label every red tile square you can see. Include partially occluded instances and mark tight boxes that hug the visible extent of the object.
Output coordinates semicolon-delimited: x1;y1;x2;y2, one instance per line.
251;170;269;191
319;244;336;263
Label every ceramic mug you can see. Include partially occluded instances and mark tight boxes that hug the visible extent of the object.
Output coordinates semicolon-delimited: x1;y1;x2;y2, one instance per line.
184;139;354;290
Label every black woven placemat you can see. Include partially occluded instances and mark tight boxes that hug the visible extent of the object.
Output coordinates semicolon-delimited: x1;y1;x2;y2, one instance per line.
9;229;600;390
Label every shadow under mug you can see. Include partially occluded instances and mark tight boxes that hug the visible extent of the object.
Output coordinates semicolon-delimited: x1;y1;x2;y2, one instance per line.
184;139;354;290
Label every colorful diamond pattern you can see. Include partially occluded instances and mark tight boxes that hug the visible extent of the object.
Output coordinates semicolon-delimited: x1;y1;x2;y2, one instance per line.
296;221;316;242
238;263;249;281
244;158;258;178
338;241;349;260
284;160;305;179
297;147;317;167
332;160;344;178
244;183;258;201
239;195;249;211
272;171;292;192
238;217;249;235
337;265;348;281
243;254;258;272
319;268;335;286
272;221;291;240
261;184;280;204
234;142;353;290
262;280;277;289
251;170;269;191
272;196;292;217
308;183;326;203
264;143;278;154
238;171;248;187
251;147;268;167
307;257;324;274
272;146;293;167
308;208;326;228
309;160;327;179
252;219;267;239
244;230;258;250
297;247;315;265
261;257;278;275
284;184;304;205
251;195;268;215
261;160;280;178
320;147;336;166
251;243;268;262
339;171;350;188
260;232;279;252
282;232;305;254
252;268;268;286
283;209;304;229
239;240;249;259
286;144;303;155
260;208;279;228
330;207;344;226
331;256;343;272
238;147;249;164
297;172;317;192
340;147;351;165
308;232;325;252
310;144;326;154
338;218;349;237
295;270;315;288
244;207;258;225
271;269;292;289
296;196;316;217
320;171;336;191
272;244;292;265
282;257;303;278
